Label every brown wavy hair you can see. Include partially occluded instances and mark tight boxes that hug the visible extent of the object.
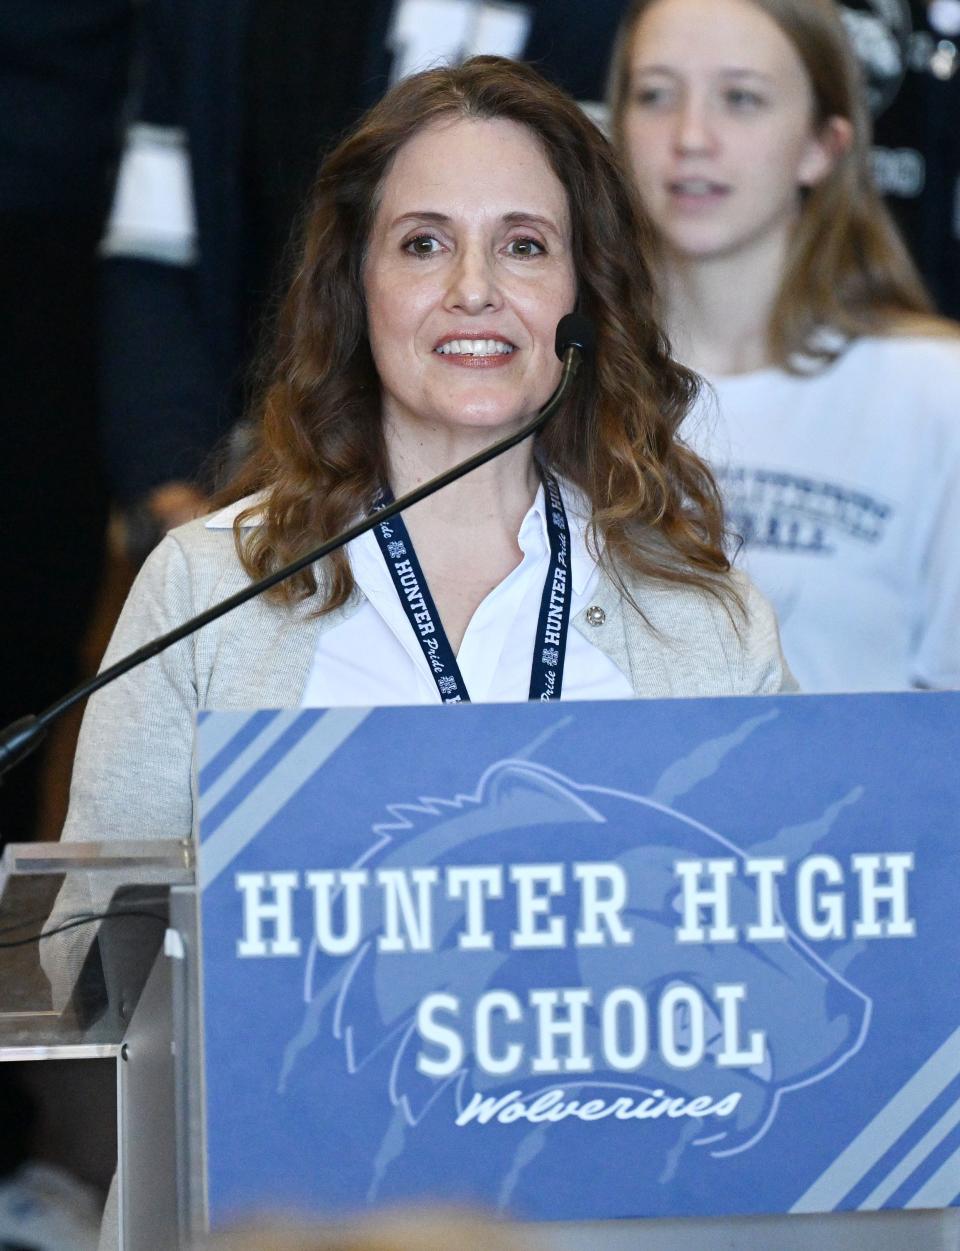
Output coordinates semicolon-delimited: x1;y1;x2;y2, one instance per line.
609;0;954;369
218;56;736;610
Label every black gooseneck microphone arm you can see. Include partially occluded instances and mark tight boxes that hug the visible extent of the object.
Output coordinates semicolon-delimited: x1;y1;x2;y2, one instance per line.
0;313;595;780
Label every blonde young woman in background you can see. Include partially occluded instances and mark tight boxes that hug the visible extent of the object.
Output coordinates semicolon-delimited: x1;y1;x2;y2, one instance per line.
609;0;960;692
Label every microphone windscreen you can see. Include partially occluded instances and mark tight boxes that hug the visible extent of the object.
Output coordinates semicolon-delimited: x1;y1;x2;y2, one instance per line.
555;312;596;362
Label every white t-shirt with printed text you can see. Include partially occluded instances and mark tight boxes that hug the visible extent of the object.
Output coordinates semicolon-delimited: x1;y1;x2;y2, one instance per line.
686;336;960;692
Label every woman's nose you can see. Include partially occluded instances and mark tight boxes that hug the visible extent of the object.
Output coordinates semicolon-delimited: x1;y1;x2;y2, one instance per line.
673;95;717;156
444;244;502;314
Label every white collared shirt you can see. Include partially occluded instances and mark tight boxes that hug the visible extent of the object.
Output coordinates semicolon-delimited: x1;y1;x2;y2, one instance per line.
206;482;633;707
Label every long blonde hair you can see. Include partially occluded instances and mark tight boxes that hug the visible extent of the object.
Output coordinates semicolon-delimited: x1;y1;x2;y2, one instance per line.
609;0;954;368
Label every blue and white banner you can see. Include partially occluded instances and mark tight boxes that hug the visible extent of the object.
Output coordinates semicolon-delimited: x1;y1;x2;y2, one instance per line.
196;694;960;1226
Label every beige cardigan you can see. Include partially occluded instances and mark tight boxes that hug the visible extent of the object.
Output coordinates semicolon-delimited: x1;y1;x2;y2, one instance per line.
60;515;794;850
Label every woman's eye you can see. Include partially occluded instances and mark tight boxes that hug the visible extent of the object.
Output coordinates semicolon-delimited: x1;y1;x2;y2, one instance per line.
724;88;765;111
505;237;545;258
404;234;442;257
633;85;670;108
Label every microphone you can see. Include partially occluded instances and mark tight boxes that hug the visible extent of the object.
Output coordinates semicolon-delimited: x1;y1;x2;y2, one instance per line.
0;315;595;780
555;312;596;362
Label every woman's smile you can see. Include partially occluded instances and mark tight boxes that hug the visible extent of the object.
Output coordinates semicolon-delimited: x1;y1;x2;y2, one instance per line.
432;333;518;367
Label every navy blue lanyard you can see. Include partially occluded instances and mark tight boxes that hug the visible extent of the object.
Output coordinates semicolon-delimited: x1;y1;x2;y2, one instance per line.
371;472;572;703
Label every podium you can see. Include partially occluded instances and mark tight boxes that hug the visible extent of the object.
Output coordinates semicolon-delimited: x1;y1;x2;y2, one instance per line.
0;837;192;1249
3;693;960;1249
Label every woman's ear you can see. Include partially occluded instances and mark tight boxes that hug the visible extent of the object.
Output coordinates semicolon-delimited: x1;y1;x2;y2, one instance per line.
799;115;854;187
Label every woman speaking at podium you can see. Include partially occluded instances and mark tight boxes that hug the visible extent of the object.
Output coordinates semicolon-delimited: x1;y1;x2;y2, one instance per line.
59;56;793;852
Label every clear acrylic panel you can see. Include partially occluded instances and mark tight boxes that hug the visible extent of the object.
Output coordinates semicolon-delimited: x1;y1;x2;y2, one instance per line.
0;839;192;1053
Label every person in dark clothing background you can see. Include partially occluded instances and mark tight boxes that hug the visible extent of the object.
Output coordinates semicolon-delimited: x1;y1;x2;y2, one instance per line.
0;2;132;845
840;0;960;318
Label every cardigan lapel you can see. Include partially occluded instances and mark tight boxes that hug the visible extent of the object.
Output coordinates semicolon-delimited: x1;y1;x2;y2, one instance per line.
206;589;365;710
